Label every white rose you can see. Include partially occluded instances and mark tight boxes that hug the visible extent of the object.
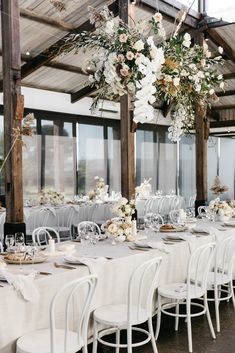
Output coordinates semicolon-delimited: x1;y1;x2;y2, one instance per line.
108;223;118;234
218;74;223;80
209;88;215;95
120;197;128;205
219;81;224;89
218;46;223;54
182;33;191;48
133;39;145;52
173;77;180;86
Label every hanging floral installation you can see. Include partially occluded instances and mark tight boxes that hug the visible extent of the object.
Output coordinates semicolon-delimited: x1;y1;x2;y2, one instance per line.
64;5;224;141
0;113;35;174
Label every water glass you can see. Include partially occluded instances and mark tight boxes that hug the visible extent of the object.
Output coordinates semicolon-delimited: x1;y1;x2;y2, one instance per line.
5;234;15;252
15;232;24;251
28;242;38;267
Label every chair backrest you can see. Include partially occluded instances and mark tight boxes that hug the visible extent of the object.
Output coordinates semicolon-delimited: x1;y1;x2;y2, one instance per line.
50;274;98;353
214;236;235;282
187;242;216;295
27;207;57;232
32;227;60;245
77;221;101;236
127;257;162;322
0;240;3;252
197;206;207;217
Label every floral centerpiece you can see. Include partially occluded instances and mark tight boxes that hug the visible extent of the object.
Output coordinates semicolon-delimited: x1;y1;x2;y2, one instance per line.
101;197;135;242
64;6;224;141
208;198;233;221
135;178;152;198
38;188;65;206
112;197;135;218
210;176;229;196
88;176;109;202
101;217;132;243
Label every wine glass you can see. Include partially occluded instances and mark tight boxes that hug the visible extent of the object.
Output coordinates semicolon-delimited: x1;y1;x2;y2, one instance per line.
15;232;24;251
5;234;15;253
144;213;153;237
28;242;38;268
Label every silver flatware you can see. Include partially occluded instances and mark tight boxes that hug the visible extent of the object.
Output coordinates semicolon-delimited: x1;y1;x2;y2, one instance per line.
54;262;76;270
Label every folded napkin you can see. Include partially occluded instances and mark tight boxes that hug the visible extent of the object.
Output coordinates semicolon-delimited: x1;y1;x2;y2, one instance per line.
64;255;107;274
0;267;39;302
134;241;171;254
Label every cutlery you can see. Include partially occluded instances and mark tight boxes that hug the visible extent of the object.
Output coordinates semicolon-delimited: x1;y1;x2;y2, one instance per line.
128;245;150;251
54;262;76;270
38;271;52;276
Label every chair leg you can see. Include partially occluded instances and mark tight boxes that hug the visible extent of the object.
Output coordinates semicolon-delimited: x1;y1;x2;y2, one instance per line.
186;299;193;353
214;285;220;333
175;300;179;331
155;293;162;340
204;295;216;340
229;281;235;308
148;318;158;353
115;327;120;353
127;325;132;353
92;321;98;353
82;344;88;353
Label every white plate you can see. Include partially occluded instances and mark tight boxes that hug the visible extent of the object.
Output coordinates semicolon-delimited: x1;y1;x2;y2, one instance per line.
224;221;235;227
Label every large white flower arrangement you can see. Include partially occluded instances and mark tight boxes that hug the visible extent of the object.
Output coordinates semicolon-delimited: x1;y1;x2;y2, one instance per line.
88;176;109;201
65;6;224;141
39;189;65;206
112;197;135;217
208;198;233;218
135;178;152;198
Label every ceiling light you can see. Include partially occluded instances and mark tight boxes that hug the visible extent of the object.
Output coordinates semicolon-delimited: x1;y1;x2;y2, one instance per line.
25;50;30;56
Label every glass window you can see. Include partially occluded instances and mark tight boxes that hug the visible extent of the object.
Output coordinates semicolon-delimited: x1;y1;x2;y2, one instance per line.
179;135;196;205
77;123;106;195
136;129;158;192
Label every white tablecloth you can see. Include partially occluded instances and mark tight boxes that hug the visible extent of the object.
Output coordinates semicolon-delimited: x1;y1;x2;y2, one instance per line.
0;220;233;353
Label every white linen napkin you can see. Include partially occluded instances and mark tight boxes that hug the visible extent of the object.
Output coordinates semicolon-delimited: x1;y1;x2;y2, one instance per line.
64;255;107;274
134;240;171;254
0;268;39;302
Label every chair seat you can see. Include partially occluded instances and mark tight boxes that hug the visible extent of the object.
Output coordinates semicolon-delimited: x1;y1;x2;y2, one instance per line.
94;304;148;326
207;271;231;286
158;282;204;300
17;328;81;353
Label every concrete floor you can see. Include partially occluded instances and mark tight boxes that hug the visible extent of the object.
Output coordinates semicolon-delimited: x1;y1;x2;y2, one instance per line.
90;300;235;353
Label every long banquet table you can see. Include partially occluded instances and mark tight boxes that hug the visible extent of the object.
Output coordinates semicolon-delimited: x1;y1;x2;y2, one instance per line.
0;220;233;353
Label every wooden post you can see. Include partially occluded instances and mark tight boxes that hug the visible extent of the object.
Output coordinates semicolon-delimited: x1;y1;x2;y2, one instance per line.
1;0;26;242
195;100;209;214
119;0;136;200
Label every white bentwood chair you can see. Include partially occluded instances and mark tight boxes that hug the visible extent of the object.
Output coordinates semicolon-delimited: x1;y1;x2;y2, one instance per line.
205;236;235;332
155;242;216;353
197;206;207;218
92;257;162;353
17;275;98;353
32;227;60;246
77;221;101;236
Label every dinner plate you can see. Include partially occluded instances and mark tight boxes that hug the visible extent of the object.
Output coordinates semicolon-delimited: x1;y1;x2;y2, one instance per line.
160;226;187;233
4;256;47;265
224;221;235;227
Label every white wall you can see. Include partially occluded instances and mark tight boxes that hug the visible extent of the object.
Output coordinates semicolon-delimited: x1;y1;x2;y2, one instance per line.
0;87;171;126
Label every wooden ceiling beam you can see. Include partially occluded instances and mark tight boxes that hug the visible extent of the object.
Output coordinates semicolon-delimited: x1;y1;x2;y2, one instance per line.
207;28;235;63
71;85;95;103
141;0;200;28
223;72;235;80
212;104;235;110
21;82;71;94
216;89;235;97
19;1;118;80
20;8;75;32
210;120;235;128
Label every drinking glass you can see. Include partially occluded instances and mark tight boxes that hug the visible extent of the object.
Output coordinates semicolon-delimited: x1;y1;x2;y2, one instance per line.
144;213;153;237
80;232;90;255
28;242;38;268
5;234;15;253
15;232;24;251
